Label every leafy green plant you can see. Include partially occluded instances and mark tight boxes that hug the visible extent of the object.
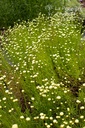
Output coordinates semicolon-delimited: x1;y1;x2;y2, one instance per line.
0;0;67;28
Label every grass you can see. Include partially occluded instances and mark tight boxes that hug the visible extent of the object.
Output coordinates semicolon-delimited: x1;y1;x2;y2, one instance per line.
0;12;85;128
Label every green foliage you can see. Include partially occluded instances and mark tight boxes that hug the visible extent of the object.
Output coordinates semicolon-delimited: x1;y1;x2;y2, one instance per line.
0;0;66;28
0;12;85;128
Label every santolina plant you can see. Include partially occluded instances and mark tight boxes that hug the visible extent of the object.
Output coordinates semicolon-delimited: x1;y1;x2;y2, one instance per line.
0;12;85;128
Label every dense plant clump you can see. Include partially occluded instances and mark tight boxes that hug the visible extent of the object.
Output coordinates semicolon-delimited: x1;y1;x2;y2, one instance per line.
0;12;85;128
0;0;66;28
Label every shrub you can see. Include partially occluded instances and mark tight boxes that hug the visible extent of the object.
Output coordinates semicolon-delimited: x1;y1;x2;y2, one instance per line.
0;0;66;28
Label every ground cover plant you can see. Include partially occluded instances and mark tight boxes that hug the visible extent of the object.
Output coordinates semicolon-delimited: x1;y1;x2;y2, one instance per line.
0;12;85;128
